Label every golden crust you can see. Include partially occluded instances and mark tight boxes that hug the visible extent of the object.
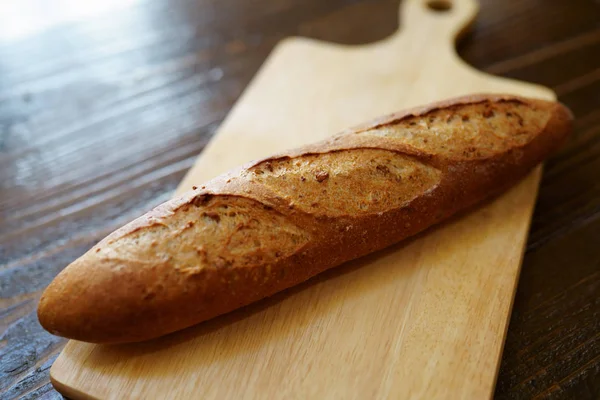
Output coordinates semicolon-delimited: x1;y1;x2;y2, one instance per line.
37;94;573;343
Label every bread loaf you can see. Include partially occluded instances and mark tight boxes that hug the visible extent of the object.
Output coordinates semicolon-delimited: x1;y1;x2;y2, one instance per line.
38;94;573;344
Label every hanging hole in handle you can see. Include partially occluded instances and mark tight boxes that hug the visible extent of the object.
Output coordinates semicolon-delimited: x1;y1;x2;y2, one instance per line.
426;0;452;12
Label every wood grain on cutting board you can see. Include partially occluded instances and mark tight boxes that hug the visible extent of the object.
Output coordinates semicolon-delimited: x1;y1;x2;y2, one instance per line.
50;0;555;398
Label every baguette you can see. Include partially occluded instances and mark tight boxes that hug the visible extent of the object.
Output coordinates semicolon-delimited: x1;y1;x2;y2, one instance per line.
38;94;573;344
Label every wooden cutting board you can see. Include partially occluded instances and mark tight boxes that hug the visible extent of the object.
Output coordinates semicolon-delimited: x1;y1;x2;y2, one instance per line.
50;0;555;398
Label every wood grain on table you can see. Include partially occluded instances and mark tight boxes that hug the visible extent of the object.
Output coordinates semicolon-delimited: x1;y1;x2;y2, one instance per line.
0;0;599;399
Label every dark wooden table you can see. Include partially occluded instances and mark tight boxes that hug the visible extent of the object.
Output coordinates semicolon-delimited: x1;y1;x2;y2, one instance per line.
1;0;599;398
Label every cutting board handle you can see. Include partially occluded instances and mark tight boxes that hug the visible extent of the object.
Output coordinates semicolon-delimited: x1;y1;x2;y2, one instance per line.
398;0;479;43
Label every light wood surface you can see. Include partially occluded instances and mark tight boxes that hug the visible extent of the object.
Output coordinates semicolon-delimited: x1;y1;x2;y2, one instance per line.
50;0;555;398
